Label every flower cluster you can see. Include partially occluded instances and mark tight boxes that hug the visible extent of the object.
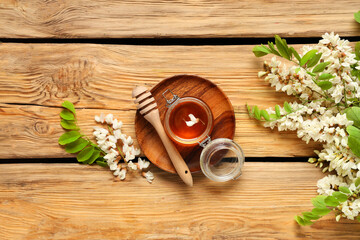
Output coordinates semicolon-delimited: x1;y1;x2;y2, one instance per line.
94;113;153;183
253;33;360;222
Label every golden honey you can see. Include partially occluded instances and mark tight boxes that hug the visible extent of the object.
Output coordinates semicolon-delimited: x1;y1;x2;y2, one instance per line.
164;96;213;145
168;101;209;140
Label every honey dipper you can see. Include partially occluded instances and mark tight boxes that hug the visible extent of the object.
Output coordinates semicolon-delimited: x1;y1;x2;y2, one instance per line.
132;86;193;186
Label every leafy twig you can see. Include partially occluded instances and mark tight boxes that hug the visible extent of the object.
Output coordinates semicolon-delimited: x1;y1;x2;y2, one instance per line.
58;101;107;166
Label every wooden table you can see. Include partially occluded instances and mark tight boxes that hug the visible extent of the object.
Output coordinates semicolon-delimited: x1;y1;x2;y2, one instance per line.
1;1;360;239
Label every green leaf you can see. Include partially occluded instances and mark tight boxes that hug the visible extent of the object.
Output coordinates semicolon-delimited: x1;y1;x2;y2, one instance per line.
270;114;278;120
96;160;108;167
65;138;88;153
324;196;340;207
332;191;348;202
284;101;292;113
247;104;251;114
348;135;360;158
84;150;100;164
253;106;261;120
302;218;314;226
355;178;360;188
312;62;330;73
307;53;322;68
355;42;360;60
302;212;321;220
253;45;272;57
58;131;81;145
355;11;360;24
307;71;316;77
347;126;360;138
312;207;331;216
312;195;327;208
294;216;305;226
77;146;95;162
268;41;281;56
317;81;333;90
275;35;290;60
260;110;270;121
282;39;291;58
339;186;351;194
300;49;317;67
295;67;301;74
290;47;301;63
352;68;360;79
346;107;360;128
60;119;78;130
318;73;335;80
60;109;75;121
62;101;76;115
275;105;281;118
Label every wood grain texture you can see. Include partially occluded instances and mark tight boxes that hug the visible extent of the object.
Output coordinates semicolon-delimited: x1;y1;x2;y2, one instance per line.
135;75;235;173
0;43;323;159
0;0;359;38
0;162;359;239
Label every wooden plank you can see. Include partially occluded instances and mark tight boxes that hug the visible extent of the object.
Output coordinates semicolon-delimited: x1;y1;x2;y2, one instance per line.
0;163;359;239
0;0;359;38
0;43;321;159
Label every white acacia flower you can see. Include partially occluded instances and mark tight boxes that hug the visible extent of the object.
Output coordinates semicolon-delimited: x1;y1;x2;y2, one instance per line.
331;85;344;103
97;139;106;146
122;143;129;154
99;128;109;135
113;129;122;139
125;136;133;145
113;119;123;130
119;134;133;145
105;114;114;124
101;141;116;151
125;151;135;162
109;148;119;156
185;114;199;127
108;135;117;144
134;148;141;156
93;130;107;140
95;113;105;123
256;33;360;221
109;162;118;171
317;175;346;196
137;157;150;169
118;169;126;180
143;171;154;183
113;167;121;176
127;161;137;171
104;152;117;162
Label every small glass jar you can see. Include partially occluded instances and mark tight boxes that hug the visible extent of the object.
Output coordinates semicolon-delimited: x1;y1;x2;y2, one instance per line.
200;138;244;182
162;89;245;182
164;96;213;145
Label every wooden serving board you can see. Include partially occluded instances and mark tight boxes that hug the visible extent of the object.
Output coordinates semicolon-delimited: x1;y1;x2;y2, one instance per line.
135;75;235;173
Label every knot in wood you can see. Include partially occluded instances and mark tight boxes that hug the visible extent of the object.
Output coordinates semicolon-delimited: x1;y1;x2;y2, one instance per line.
34;120;49;135
51;59;94;98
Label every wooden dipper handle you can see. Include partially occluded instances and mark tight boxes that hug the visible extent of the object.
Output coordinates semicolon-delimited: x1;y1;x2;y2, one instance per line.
132;86;193;186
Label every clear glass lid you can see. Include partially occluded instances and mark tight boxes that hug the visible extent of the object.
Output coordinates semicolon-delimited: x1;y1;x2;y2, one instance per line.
200;138;245;182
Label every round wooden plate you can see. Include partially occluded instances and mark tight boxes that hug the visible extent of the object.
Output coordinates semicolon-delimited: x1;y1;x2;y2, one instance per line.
135;75;235;173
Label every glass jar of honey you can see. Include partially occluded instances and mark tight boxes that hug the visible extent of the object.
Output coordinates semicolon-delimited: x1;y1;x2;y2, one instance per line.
162;89;245;182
